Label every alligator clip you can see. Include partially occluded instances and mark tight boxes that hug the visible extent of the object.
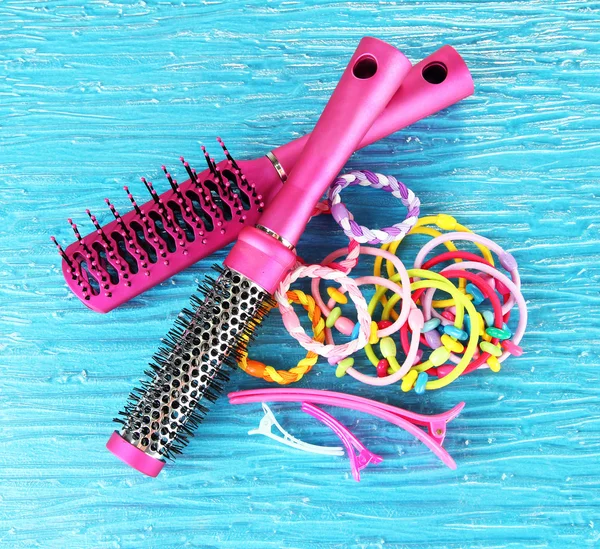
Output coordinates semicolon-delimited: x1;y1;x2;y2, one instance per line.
301;402;383;482
248;403;344;456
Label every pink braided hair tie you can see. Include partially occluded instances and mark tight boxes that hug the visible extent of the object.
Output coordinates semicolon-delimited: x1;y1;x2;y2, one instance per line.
274;263;372;361
328;170;420;244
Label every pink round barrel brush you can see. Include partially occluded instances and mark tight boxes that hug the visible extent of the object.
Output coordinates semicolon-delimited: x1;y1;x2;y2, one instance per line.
54;45;473;313
107;37;412;476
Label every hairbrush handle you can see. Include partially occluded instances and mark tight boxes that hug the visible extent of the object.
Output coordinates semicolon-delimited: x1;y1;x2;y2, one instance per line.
272;45;473;174
58;46;472;314
258;37;411;247
225;37;411;292
106;41;467;477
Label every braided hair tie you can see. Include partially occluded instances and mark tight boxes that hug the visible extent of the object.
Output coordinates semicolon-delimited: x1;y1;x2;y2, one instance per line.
328;170;420;244
237;290;326;385
274;264;372;362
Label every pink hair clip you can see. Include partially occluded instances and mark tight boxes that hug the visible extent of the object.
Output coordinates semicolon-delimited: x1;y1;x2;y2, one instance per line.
301;402;383;482
229;389;464;469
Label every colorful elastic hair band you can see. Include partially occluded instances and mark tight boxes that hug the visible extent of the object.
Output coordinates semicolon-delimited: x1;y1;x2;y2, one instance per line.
274;263;371;360
403;269;481;390
228;388;464;469
311;245;412;339
238;289;325;384
411;214;496;265
328;171;420;244
361;268;469;362
430;261;527;365
407;267;505;377
414;231;521;307
301;402;383;482
353;266;477;388
249;403;344;456
408;237;525;378
414;232;525;365
375;214;495;311
324;284;423;382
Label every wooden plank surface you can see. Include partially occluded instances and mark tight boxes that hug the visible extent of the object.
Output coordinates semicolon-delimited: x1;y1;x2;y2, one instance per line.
1;1;599;547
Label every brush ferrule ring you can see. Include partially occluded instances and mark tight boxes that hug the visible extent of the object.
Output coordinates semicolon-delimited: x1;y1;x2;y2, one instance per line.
255;224;295;251
266;152;288;184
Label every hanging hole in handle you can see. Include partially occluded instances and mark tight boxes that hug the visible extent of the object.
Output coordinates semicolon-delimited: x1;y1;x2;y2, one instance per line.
353;55;378;79
422;62;448;85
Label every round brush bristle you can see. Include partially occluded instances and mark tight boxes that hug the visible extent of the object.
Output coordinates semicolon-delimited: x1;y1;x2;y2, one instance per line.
113;265;273;461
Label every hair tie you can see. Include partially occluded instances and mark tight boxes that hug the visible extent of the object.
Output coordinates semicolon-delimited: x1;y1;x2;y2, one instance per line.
312;245;413;340
274;264;371;360
328;170;420;244
237;290;325;385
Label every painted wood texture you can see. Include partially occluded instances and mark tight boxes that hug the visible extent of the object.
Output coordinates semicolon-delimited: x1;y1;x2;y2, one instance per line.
1;1;599;547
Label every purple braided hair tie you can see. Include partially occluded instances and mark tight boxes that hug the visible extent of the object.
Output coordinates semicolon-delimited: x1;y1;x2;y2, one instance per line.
327;170;420;245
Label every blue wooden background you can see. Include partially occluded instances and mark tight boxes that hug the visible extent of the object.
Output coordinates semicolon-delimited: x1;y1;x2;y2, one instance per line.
1;1;599;548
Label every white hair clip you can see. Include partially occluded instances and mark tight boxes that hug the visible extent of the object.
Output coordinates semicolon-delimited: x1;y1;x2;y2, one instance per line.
248;403;344;456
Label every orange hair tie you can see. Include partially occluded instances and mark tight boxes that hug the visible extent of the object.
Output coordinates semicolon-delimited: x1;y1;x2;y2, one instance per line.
237;290;325;384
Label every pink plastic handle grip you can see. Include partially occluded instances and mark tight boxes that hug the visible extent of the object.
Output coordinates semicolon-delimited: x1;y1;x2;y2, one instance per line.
273;45;474;173
258;37;412;247
364;46;473;147
225;37;411;291
106;431;165;477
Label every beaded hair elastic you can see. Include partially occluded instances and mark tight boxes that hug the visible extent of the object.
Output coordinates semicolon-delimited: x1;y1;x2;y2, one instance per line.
236;169;526;393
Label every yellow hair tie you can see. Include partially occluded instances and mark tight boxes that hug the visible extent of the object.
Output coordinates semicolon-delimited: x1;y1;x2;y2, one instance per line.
405;269;481;390
373;214;495;318
237;289;325;384
362;268;475;378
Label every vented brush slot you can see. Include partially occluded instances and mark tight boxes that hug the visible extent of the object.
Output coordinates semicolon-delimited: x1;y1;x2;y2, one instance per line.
74;253;100;296
148;212;177;253
203;179;232;221
112;232;139;274
167;201;196;242
222;169;252;211
130;221;158;263
185;190;215;232
56;139;264;313
92;242;119;285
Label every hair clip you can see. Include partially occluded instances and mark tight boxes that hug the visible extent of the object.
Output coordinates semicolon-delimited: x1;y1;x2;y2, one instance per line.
248;403;344;456
301;402;382;482
229;388;464;469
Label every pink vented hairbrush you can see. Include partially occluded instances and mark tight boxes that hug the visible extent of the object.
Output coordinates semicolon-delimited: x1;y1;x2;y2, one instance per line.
107;37;411;476
52;45;473;313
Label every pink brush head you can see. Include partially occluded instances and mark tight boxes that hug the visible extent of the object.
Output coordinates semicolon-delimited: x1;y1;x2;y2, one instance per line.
56;146;276;312
53;45;473;313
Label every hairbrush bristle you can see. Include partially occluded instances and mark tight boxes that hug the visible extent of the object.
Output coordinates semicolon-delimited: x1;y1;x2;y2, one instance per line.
56;140;265;312
113;264;273;461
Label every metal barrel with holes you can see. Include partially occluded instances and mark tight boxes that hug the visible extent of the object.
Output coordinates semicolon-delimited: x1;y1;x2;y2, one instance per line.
107;37;414;476
107;266;272;476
